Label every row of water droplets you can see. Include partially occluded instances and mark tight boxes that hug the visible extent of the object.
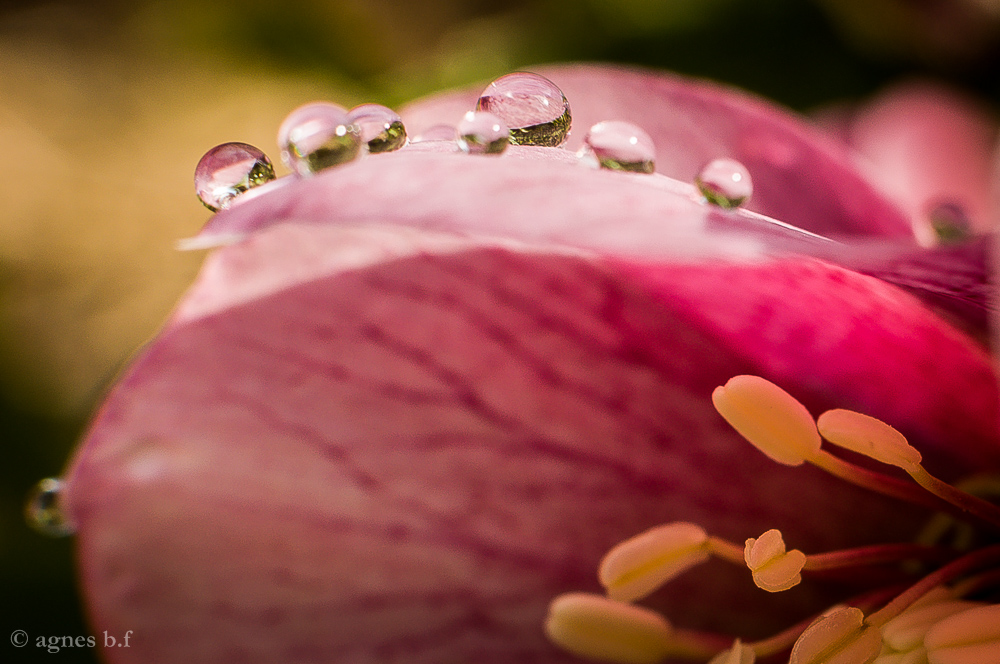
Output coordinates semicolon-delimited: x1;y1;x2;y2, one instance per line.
193;71;754;214
28;74;755;538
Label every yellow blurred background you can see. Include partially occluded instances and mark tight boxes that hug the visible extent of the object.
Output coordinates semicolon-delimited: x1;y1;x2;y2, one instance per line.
2;1;997;661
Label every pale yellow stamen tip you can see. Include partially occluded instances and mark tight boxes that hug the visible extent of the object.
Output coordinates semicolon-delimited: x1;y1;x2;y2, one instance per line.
545;593;674;664
924;604;1000;664
744;529;806;593
599;522;710;602
712;375;821;466
708;639;756;664
790;606;882;664
817;409;922;472
881;599;984;653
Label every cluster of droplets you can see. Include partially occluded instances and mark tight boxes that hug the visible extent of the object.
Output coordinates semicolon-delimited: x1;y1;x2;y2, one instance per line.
193;102;408;212
192;71;755;214
545;375;1000;664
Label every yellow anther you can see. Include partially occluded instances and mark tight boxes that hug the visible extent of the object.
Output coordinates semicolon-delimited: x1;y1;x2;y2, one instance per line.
817;410;923;473
545;593;674;664
599;522;710;602
744;529;807;593
708;639;756;664
923;604;1000;664
790;607;883;664
881;600;984;653
712;375;821;466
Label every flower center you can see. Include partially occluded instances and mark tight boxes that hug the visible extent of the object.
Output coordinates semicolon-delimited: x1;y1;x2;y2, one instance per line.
545;375;1000;663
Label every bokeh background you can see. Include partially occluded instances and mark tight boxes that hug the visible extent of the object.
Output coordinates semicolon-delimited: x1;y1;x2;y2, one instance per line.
3;0;999;661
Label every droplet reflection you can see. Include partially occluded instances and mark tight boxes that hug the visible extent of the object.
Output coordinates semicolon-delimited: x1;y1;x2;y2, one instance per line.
695;158;753;209
347;103;407;154
578;121;655;174
26;478;75;537
457;111;509;155
278;102;361;176
476;72;571;147
194;142;276;212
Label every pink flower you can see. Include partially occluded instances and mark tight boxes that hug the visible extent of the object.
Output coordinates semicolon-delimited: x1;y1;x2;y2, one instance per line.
59;65;998;663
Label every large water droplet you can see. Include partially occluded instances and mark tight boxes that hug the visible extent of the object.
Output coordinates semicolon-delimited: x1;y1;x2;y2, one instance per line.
928;201;972;243
457;111;509;155
476;72;571;147
278;102;361;176
695;158;753;209
194;142;276;212
26;478;74;537
578;121;655;174
347;103;407;154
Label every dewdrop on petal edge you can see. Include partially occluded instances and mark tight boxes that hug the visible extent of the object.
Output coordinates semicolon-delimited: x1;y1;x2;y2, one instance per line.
708;640;756;664
545;593;674;664
712;375;821;466
790;607;882;664
599;522;710;602
923;604;1000;664
817;410;923;473
744;529;806;593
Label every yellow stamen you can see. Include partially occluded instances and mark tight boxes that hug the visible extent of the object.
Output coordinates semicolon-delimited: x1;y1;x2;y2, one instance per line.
817;409;922;473
711;375;821;467
708;639;756;664
789;607;883;664
923;604;1000;664
544;593;674;664
881;599;984;653
744;529;806;593
599;522;710;602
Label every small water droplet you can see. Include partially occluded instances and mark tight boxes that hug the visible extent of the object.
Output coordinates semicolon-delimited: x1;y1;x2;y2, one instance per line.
457;111;509;155
412;124;458;144
194;142;276;212
578;121;655;174
476;72;571;147
695;158;753;209
26;478;74;537
278;102;361;176
928;201;972;243
347;103;407;154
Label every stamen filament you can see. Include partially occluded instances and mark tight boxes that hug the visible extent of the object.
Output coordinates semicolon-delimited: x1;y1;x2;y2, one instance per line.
866;545;1000;629
904;465;1000;530
808;449;946;512
707;536;748;565
802;543;954;572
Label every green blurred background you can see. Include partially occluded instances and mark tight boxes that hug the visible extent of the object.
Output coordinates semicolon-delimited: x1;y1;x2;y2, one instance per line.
2;0;998;661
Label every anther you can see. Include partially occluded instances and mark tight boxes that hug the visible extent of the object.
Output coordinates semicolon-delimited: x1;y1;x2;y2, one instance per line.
712;375;821;466
599;522;710;602
789;607;882;664
744;529;806;593
923;604;1000;664
817;409;922;473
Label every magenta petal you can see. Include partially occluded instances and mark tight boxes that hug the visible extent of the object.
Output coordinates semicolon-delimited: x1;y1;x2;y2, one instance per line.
64;219;998;663
401;64;913;238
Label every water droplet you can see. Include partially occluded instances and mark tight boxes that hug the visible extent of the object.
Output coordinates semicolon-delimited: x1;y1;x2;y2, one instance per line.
278;102;361;176
194;142;276;212
928;201;972;243
476;72;571;147
695;158;753;209
411;124;458;144
457;111;509;155
26;478;74;537
347;103;407;154
578;121;655;174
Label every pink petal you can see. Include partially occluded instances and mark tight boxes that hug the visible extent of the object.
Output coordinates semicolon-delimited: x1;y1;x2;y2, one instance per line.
400;64;913;238
64;220;998;663
842;80;997;242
